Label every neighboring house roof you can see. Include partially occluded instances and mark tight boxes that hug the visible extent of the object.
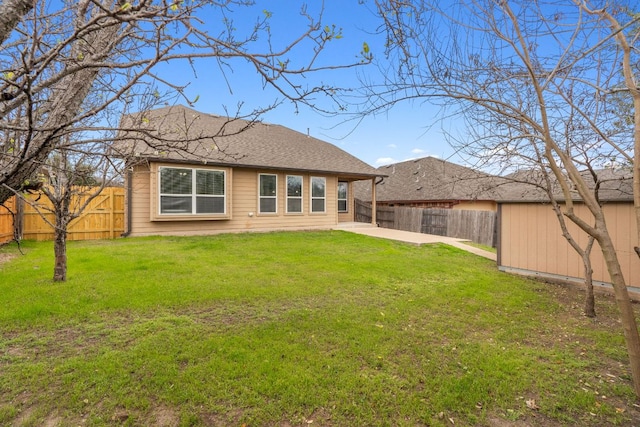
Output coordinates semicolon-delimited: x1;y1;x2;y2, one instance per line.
355;156;507;203
116;105;381;179
498;167;633;203
352;155;633;204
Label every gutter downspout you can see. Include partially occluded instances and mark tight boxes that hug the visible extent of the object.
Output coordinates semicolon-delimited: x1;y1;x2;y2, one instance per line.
121;167;133;237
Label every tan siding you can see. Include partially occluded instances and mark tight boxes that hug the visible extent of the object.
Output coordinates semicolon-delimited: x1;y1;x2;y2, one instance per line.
129;163;340;236
500;204;511;265
500;202;639;290
528;206;542;271
511;204;523;268
453;200;497;211
325;175;337;217
527;208;549;270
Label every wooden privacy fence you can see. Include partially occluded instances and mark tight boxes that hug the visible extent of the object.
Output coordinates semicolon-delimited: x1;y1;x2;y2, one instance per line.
0;197;17;243
355;199;497;247
0;187;125;243
354;198;373;224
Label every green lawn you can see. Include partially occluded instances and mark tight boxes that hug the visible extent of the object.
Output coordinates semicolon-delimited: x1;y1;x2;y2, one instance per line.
461;241;497;253
0;231;638;426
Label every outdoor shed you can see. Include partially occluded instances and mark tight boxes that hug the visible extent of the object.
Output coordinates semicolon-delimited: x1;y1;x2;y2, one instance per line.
497;170;640;295
117;105;383;237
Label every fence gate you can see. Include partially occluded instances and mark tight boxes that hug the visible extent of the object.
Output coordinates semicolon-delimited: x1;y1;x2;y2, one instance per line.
421;209;448;236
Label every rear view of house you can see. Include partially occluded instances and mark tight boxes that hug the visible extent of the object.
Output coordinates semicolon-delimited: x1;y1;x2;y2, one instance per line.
116;105;382;236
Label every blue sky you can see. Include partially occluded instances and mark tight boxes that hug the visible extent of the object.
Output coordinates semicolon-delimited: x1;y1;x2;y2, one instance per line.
161;1;457;168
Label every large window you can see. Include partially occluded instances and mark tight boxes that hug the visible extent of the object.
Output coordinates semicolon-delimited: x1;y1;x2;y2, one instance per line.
286;175;303;213
310;177;326;213
159;167;225;215
337;181;348;213
259;174;277;214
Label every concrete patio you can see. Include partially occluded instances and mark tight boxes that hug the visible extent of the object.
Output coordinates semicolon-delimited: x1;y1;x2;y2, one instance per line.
334;223;497;261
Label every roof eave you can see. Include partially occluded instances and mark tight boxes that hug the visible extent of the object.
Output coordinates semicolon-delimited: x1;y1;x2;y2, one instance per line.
134;156;384;179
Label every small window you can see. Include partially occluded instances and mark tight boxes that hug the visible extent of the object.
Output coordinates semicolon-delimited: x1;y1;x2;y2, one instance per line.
259;174;277;214
337;181;348;213
310;177;326;213
159;167;225;215
286;175;303;213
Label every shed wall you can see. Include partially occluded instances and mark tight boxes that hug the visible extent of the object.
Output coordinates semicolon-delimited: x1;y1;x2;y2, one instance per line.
128;163;342;236
499;202;639;290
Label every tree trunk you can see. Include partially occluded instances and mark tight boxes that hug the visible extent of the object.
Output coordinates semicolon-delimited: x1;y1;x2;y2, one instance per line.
598;230;640;399
52;224;67;282
583;251;595;318
14;196;24;241
51;189;71;282
583;237;596;318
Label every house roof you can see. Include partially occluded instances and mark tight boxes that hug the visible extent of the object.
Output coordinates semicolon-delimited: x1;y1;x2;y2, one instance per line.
355;156;507;203
353;155;633;204
116;105;381;179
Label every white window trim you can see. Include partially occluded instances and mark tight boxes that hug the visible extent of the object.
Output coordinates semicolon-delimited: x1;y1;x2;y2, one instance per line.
258;173;278;215
286;175;303;214
310;176;326;214
158;166;226;216
338;181;348;213
151;163;230;221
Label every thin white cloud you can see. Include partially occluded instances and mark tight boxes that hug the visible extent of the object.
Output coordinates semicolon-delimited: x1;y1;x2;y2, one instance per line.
411;148;426;154
387;144;397;149
375;157;397;166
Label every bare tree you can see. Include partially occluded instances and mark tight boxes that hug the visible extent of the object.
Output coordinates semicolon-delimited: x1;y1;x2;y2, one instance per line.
361;0;640;397
41;144;118;282
0;0;365;205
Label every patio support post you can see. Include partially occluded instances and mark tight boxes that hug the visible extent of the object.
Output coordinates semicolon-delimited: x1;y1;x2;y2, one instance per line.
371;177;377;226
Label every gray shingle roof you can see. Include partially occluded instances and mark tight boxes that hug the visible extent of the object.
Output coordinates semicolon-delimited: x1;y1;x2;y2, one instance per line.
116;105;381;179
499;167;633;203
353;156;633;204
355;156;507;202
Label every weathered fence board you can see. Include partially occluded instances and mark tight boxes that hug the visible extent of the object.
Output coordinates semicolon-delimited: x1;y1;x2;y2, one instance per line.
376;206;395;229
445;209;497;247
0;187;124;243
421;208;448;236
354;199;497;247
395;207;423;233
354;198;372;223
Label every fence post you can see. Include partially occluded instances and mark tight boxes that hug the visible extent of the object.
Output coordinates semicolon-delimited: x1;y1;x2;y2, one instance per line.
109;187;115;239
